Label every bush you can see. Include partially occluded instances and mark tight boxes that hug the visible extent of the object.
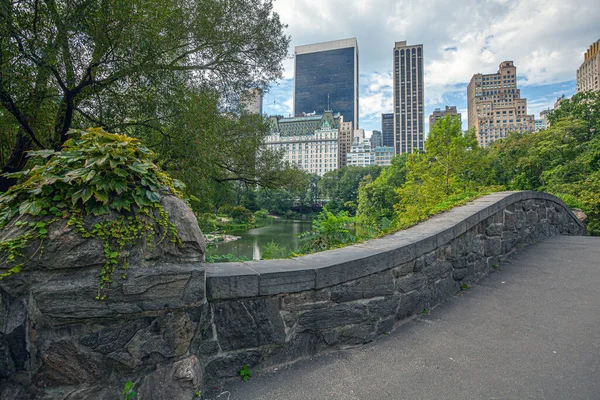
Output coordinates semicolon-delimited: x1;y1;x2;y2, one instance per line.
261;241;291;260
254;209;270;219
0;128;184;298
298;208;357;253
217;204;234;216
197;213;218;233
231;206;254;224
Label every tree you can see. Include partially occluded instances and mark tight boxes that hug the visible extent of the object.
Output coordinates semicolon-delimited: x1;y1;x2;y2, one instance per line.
0;0;290;191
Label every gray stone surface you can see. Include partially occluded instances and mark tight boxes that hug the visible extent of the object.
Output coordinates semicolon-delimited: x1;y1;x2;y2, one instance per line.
222;236;600;400
0;191;588;398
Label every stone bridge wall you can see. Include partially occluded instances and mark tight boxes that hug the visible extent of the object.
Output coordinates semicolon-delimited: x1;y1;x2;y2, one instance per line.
0;191;586;399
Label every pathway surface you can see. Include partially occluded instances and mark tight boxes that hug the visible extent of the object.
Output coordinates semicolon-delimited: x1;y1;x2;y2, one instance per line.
218;236;600;400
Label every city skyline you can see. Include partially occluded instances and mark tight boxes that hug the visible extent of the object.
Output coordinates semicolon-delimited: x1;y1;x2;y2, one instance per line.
262;0;598;134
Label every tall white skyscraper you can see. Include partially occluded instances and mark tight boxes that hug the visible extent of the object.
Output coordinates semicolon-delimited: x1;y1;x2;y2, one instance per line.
393;41;424;154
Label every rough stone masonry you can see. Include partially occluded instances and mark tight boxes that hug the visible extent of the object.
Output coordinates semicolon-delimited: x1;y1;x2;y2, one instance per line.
0;191;586;399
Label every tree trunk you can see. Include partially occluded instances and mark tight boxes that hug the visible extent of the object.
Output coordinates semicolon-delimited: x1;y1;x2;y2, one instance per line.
0;130;31;192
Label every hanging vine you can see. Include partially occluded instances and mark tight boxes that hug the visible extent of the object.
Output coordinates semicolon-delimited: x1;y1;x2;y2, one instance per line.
0;128;185;299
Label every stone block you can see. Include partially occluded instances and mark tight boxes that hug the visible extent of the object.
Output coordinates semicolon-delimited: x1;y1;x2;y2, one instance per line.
203;350;261;385
338;322;376;345
206;264;259;300
484;237;502;256
282;289;330;311
452;268;468;281
486;223;504;237
526;210;538;225
395;273;427;293
35;341;109;387
423;261;453;282
331;271;394;303
367;296;400;320
213;298;285;351
137;356;202;400
396;290;423;320
298;304;366;331
257;260;316;296
392;260;415;278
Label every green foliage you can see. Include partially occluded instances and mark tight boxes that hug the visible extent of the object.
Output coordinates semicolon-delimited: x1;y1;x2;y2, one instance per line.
0;128;182;298
298;208;357;253
460;283;470;291
319;165;382;214
231;206;254;225
254;209;270;219
197;213;218;234
261;241;292;260
0;0;290;196
356;155;408;229
239;365;252;381
205;254;250;263
122;381;136;400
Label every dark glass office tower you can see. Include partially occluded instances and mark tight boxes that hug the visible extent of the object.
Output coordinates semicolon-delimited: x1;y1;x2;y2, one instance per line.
381;113;394;148
294;38;359;128
393;41;424;154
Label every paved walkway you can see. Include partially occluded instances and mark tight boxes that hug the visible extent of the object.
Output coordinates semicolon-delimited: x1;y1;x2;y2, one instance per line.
218;236;600;400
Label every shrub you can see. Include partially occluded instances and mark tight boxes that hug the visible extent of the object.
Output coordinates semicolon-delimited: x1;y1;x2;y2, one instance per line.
0;128;184;299
261;241;291;260
231;206;254;224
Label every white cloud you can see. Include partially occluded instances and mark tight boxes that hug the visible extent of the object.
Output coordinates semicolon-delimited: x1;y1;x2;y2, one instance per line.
267;0;598;129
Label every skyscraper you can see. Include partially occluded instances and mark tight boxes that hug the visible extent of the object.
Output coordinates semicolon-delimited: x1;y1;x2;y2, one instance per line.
241;88;263;114
429;106;461;133
576;39;600;93
393;41;424;155
381;113;394;148
370;130;383;148
294;38;359;128
467;61;535;147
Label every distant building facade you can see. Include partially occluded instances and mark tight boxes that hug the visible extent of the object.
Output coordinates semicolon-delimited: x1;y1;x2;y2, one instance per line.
370;130;383;148
393;41;424;154
429;106;461;133
374;146;395;167
539;109;551;128
337;121;353;168
576;39;600;93
347;137;373;167
294;38;359;128
467;61;535;147
381;113;394;147
266;111;342;176
241;88;263;114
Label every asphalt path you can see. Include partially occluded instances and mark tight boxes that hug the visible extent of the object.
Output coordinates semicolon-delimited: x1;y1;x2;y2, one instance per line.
218;236;600;400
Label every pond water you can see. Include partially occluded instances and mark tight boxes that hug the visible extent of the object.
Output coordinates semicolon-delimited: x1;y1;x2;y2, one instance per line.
206;219;314;260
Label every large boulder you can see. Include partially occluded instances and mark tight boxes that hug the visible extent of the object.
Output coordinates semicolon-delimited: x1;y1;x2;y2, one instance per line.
0;195;208;399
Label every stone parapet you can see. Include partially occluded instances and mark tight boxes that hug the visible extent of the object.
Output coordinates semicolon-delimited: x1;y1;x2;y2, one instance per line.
0;191;586;399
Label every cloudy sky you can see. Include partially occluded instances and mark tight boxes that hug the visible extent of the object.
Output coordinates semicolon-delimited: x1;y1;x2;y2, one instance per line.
263;0;599;135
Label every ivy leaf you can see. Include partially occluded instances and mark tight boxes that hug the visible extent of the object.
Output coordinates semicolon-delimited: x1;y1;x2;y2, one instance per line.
94;191;109;204
113;181;128;194
27;149;57;158
129;162;153;174
112;198;132;212
19;200;42;216
85;170;97;182
145;190;161;203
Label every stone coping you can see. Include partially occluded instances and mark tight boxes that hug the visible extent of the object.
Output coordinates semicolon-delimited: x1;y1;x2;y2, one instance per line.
205;191;583;300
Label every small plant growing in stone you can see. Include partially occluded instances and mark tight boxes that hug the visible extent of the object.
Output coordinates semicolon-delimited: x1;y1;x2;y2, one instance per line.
460;283;471;291
239;365;252;381
423;308;429;315
195;390;202;398
492;264;499;270
122;381;136;400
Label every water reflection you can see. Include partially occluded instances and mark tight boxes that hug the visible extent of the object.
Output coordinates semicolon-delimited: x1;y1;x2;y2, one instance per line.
207;219;313;260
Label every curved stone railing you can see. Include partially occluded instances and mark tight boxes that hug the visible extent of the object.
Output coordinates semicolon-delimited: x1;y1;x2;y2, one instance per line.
201;191;585;389
0;191;586;399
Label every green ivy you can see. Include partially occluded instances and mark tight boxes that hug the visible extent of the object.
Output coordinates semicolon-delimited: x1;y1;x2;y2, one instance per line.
0;128;184;299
